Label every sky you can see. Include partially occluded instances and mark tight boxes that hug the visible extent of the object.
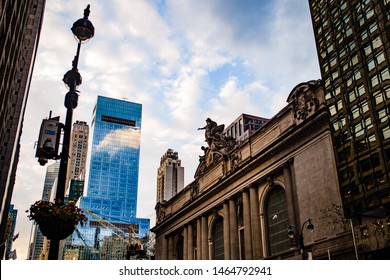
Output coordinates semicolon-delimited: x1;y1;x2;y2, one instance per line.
10;0;320;259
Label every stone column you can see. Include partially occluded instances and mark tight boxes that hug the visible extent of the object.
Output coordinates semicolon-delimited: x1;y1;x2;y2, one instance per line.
284;161;296;227
201;215;209;260
229;198;239;259
223;201;231;259
161;235;168;259
168;234;174;260
242;190;253;259
196;218;201;260
250;185;263;259
188;223;194;260
183;226;188;260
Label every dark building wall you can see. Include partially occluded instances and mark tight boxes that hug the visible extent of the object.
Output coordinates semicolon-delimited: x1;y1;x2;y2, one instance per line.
0;0;46;258
308;0;390;259
308;0;390;219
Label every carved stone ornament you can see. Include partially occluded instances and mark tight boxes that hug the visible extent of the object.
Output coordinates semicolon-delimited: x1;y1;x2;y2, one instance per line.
190;182;199;200
155;202;166;224
288;80;321;121
230;150;242;172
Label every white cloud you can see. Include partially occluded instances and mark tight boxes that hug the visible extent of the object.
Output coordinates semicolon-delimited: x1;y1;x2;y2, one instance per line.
11;0;321;259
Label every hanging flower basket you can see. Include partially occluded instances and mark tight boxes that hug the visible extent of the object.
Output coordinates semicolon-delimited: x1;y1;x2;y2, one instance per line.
26;200;88;240
38;220;76;240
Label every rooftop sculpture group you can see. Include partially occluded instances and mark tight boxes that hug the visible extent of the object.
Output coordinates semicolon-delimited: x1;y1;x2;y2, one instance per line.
195;118;237;177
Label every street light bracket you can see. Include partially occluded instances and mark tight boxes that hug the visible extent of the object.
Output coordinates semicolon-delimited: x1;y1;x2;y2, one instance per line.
287;218;314;251
63;69;82;89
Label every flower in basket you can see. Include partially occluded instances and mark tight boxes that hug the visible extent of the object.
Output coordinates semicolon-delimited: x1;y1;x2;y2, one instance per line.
26;200;88;226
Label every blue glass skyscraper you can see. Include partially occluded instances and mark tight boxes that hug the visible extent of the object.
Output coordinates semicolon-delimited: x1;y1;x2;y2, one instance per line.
68;96;150;259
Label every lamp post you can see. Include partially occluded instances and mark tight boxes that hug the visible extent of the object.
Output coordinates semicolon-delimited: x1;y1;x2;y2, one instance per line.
287;218;314;260
48;5;94;260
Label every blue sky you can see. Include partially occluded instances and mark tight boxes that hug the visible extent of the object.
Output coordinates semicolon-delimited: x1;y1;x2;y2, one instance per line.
11;0;320;259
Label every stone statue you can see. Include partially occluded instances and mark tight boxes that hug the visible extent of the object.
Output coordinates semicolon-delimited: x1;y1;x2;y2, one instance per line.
198;118;225;147
195;118;238;178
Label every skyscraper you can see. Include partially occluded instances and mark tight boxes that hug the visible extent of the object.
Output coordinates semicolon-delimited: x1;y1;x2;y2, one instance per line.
75;96;149;259
308;0;390;220
66;121;89;204
157;149;184;203
4;204;17;260
29;161;60;260
0;0;46;257
67;121;89;183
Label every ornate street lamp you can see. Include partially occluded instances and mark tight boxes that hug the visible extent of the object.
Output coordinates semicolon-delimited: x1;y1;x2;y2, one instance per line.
287;218;314;260
48;5;94;260
71;5;94;42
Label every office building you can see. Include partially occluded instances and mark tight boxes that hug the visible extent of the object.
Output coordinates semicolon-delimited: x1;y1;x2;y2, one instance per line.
157;149;184;203
64;120;89;207
72;96;150;260
28;161;60;260
152;80;364;260
4;204;17;260
67;179;84;203
224;114;269;144
67;121;89;185
309;0;390;258
0;0;46;258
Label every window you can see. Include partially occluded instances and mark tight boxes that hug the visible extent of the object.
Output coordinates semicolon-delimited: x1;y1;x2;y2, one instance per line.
346;27;353;37
352;106;360;119
352;54;359;66
332;70;339;81
371;75;379;87
337;99;343;111
382;125;390;139
378;108;389;123
382;68;390;80
175;235;184;260
353;116;373;138
266;186;289;256
364;44;373;56
213;216;224;260
359;153;380;174
329;105;337;116
338;117;347;131
348;41;356;52
368;52;386;71
330;57;337;67
357;85;366;97
366;8;374;20
347;70;362;87
373;37;382;50
372;68;390;87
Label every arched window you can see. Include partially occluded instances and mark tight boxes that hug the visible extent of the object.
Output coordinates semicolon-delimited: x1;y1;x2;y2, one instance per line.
213;216;224;259
176;235;183;260
265;186;290;256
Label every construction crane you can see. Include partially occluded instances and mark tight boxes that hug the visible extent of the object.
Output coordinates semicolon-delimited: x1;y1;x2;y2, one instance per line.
85;210;129;243
74;227;90;248
62;227;99;260
84;210;149;259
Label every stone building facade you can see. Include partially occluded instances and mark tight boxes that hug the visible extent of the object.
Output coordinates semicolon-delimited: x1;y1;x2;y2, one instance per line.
152;80;359;260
